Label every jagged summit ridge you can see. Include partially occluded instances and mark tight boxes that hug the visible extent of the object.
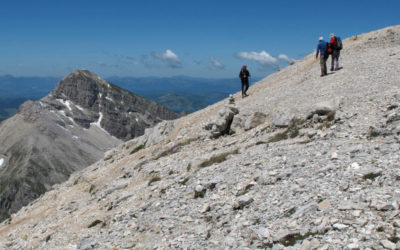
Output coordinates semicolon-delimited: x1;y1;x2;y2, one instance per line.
0;25;399;249
60;69;109;84
52;69;113;108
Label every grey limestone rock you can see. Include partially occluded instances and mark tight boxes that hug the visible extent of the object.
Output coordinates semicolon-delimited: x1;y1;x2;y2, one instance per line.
140;120;177;147
256;227;270;239
271;110;296;128
204;106;239;138
244;111;267;130
292;201;318;217
380;239;396;250
307;99;340;119
233;195;254;210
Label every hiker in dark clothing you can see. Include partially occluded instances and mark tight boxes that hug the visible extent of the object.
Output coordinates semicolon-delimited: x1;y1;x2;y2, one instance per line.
316;37;328;77
330;33;340;71
239;65;251;97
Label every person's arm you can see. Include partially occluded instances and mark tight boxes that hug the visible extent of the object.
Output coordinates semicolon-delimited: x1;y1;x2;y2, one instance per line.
316;44;320;58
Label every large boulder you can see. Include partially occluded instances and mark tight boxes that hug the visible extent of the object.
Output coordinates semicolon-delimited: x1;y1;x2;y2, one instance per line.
137;120;176;147
307;100;340;118
203;106;239;138
271;110;296;128
230;114;245;134
244;112;267;131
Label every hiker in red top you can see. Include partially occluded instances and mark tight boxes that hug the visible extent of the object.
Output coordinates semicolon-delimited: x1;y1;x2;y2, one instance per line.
239;65;251;98
330;33;340;71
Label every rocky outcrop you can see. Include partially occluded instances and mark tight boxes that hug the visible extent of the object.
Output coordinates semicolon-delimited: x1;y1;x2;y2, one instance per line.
244;111;267;130
203;106;239;138
271;109;296;128
135;120;177;147
307;99;341;119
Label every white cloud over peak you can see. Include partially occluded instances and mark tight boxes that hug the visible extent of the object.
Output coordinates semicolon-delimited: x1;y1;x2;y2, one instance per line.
152;49;182;68
209;56;225;69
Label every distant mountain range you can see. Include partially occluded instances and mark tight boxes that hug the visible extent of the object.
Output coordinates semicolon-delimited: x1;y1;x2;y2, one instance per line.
0;76;59;121
0;75;261;120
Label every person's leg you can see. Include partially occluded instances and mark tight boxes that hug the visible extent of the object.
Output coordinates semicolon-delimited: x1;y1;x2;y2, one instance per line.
336;51;340;70
330;54;334;71
333;50;339;70
320;56;326;76
244;79;249;96
241;80;245;97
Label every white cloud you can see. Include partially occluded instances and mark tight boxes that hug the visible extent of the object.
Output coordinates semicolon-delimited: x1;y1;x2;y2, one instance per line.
209;56;225;69
236;51;278;66
152;49;182;68
277;54;292;62
236;51;292;67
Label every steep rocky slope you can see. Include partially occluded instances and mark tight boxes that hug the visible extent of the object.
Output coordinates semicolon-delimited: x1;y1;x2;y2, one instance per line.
0;70;179;222
0;26;399;249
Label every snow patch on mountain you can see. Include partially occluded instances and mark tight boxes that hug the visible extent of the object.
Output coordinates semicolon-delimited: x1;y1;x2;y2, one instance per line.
75;105;84;111
57;124;69;132
90;112;109;134
58;110;66;117
57;99;72;111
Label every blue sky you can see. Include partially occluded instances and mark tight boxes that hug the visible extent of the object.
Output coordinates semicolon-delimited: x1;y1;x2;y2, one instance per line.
0;0;399;78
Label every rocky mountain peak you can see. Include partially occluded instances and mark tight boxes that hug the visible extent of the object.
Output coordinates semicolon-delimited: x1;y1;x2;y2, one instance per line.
51;69;114;109
44;69;180;140
0;69;179;223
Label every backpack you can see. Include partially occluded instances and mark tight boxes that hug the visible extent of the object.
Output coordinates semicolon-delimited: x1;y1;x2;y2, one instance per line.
336;36;343;50
327;42;333;55
240;69;248;79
